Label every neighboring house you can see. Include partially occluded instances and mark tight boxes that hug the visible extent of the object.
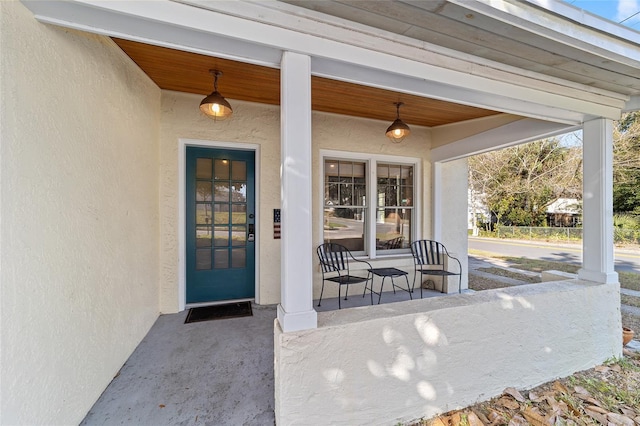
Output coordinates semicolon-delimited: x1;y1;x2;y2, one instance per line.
2;1;639;424
468;188;490;232
546;198;582;227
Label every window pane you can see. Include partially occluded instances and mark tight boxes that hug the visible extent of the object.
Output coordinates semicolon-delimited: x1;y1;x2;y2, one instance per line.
214;204;230;224
377;185;387;207
353;162;365;180
376;208;411;250
214;248;229;269
196;226;212;248
325;183;338;206
386;185;399;206
232;226;246;246
323;207;365;252
196;204;212;224
231;182;247;202
354;185;366;206
402;186;413;206
339;161;353;182
389;164;401;180
196;182;212;202
214;226;228;247
214;182;229;202
196;158;212;179
232;161;246;180
377;164;389;179
339;184;352;205
231;205;247;224
375;162;413;252
325;160;339;177
214;159;230;180
378;163;414;208
196;249;211;270
232;248;246;268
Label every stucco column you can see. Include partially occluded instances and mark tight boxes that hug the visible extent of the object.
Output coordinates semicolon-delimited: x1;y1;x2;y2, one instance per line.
578;118;618;284
432;161;443;242
277;51;318;332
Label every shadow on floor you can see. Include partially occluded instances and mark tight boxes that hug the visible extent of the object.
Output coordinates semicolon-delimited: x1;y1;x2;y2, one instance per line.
315;287;447;311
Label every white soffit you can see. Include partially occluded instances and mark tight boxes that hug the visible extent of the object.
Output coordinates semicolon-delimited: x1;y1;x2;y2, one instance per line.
624;96;640;113
20;0;284;66
453;0;640;68
522;0;640;53
431;119;579;162
21;0;633;123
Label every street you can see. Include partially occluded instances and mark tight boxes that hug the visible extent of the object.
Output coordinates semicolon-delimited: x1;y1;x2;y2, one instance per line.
468;237;640;273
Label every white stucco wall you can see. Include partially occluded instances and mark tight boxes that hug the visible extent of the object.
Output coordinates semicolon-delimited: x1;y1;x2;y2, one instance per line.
1;2;161;424
275;280;622;425
159;91;282;311
159;92;436;310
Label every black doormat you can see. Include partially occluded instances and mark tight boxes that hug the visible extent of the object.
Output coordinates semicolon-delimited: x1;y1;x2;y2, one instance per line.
184;301;253;324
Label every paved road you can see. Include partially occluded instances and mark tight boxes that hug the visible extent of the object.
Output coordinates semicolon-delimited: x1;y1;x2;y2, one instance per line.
468;237;640;273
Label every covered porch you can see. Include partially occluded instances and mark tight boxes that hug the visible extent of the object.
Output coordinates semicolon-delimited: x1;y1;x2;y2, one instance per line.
81;279;619;425
3;0;640;424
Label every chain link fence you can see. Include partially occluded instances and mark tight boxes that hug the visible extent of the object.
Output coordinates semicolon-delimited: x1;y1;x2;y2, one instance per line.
473;226;640;244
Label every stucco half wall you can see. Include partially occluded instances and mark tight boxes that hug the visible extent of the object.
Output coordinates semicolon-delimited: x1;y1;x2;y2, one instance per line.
274;280;621;425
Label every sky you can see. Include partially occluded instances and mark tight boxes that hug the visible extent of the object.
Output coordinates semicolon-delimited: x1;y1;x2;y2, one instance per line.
564;0;640;30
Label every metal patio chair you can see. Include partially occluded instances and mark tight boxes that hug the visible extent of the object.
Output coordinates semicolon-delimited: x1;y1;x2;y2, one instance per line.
316;242;373;309
410;239;462;297
377;235;404;250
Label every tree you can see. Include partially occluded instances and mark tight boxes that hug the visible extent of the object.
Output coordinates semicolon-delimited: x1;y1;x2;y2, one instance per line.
613;112;640;215
469;138;582;227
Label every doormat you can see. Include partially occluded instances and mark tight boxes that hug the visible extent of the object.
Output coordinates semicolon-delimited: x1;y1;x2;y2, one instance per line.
184;302;253;324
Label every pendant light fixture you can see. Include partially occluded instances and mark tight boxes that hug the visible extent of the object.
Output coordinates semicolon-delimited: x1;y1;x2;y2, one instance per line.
385;102;411;143
199;70;233;121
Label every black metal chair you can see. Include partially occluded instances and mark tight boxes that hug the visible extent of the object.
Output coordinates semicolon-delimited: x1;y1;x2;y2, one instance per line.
377;235;404;250
410;240;462;297
316;243;373;309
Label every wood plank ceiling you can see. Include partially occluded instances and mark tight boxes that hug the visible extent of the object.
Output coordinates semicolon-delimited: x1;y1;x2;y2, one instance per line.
113;38;500;128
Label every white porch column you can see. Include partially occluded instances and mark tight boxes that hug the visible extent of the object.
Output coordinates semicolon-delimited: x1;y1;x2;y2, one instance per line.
277;51;318;332
432;161;443;241
578;118;618;284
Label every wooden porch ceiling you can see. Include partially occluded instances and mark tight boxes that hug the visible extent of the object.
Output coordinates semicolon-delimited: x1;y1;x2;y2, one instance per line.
113;38;500;128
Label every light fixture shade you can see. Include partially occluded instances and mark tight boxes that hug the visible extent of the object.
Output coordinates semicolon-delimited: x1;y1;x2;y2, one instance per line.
200;70;233;121
386;102;411;143
199;91;233;120
385;119;411;143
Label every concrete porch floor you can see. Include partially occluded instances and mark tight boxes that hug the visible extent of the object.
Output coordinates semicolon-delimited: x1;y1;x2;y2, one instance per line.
80;288;447;425
81;303;277;426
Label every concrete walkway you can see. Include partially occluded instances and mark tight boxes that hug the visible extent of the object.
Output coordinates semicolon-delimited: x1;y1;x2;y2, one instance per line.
468;255;540;286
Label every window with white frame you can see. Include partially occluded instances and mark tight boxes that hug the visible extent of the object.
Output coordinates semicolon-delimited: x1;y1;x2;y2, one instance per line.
323;154;416;256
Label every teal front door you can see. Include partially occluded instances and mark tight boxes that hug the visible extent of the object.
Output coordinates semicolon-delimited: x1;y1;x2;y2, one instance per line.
186;147;255;303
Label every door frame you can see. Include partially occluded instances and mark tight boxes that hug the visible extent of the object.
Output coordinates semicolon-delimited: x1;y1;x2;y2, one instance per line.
178;138;261;311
